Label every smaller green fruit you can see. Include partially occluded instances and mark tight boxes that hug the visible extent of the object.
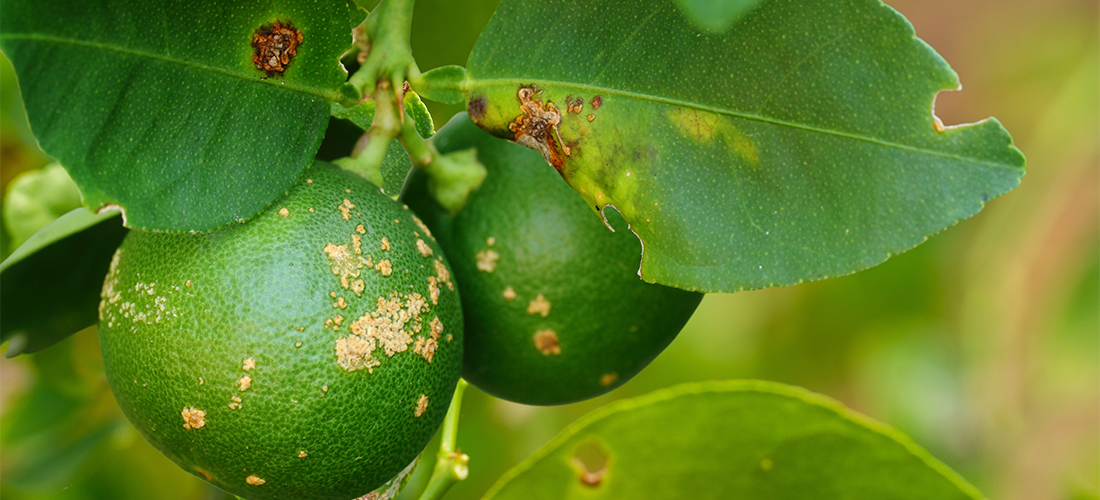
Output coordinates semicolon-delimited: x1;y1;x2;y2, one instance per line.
98;162;462;500
403;114;703;406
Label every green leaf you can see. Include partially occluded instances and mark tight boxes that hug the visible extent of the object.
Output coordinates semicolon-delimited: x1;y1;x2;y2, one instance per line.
483;380;984;499
673;0;763;33
414;65;468;104
0;0;354;232
460;0;1026;292
3;163;82;248
1;208;127;357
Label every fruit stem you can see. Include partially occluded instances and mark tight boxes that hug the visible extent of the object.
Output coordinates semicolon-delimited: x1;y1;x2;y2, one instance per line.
400;119;486;213
416;379;470;500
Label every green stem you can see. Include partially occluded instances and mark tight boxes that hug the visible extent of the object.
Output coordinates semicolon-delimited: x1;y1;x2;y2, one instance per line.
342;0;419;106
416;379;470;500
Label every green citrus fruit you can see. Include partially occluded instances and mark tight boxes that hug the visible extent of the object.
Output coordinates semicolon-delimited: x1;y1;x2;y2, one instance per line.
98;162;462;499
403;114;703;406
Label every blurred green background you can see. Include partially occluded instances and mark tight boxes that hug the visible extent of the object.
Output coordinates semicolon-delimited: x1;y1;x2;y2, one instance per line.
1;0;1096;499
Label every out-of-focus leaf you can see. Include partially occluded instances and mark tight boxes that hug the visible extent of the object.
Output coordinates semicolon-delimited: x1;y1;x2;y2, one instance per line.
673;0;763;33
3;163;82;247
483;380;983;499
461;0;1025;293
1;209;127;357
0;0;353;232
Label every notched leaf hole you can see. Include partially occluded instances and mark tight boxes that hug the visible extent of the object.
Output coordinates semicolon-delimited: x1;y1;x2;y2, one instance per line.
252;20;303;76
571;439;610;487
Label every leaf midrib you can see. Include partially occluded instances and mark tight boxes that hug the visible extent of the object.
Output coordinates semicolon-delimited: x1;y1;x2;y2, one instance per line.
1;33;339;101
463;77;1016;170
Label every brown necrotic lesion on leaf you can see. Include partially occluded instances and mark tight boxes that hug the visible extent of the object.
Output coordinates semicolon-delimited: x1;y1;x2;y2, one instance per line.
509;86;571;172
252;20;303;75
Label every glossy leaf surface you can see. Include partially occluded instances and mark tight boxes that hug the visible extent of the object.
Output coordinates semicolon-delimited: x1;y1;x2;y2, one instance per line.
1;209;127;356
0;0;354;232
462;0;1025;292
484;380;984;499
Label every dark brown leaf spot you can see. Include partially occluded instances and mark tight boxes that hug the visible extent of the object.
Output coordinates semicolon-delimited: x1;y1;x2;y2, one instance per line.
509;86;570;172
252;20;303;76
467;95;487;122
590;95;602;109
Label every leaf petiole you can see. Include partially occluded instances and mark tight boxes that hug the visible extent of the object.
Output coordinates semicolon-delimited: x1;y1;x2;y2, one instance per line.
416;379;470;500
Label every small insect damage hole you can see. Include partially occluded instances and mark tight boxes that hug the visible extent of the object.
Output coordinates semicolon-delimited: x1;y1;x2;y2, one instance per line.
509;86;571;172
600;204;647;278
571;440;610;487
252;20;303;75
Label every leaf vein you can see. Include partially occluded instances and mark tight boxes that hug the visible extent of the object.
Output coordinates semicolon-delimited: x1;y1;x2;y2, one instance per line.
0;33;338;100
463;78;1013;169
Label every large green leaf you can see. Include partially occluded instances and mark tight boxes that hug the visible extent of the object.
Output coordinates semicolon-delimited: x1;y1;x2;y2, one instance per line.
1;208;127;356
0;0;356;232
458;0;1025;292
483;380;984;499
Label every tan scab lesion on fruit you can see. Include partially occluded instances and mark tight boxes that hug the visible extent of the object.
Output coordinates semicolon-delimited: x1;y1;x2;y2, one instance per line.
278;207;289;217
245;474;266;486
434;260;454;290
380;237;391;251
533;330;561;355
98;249;123;323
336;292;429;372
181;407;206;430
229;395;242;410
335;335;379;372
298;450;308;458
411;215;434;241
416;239;433;257
502;286;517;301
415;395;429;417
324;242;369;290
339;199;356;221
430;317;443;339
375;259;393;276
350;279;366;296
599;373;618;387
487;236;496;246
352;234;363;254
251;20;302;75
527;295;551;317
413;336;437;362
476;249;499;272
237;375;252;391
333;296;348;309
356;224;366;234
428;277;441;305
509;86;570;171
242;357;256;372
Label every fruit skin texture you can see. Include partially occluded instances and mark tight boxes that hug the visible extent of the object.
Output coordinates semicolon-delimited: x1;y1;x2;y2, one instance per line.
98;162;462;500
403;114;703;406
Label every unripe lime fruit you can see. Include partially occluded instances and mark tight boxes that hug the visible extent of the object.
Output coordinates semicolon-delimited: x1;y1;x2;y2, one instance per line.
98;162;462;500
402;114;702;405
